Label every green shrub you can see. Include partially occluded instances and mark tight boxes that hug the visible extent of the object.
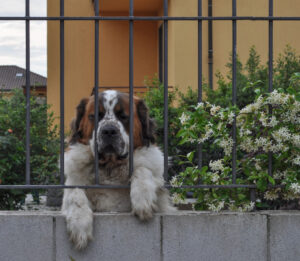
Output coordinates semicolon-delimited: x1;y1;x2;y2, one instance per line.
204;45;300;108
175;84;300;211
0;89;59;209
144;45;300;210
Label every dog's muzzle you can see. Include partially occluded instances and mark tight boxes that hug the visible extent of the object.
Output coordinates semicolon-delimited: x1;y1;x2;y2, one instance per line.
97;122;128;166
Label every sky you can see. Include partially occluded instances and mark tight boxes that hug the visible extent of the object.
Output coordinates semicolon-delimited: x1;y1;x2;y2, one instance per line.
0;0;47;77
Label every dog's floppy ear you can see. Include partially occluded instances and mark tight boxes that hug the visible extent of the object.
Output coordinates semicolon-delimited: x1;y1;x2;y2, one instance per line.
69;98;89;144
137;99;156;147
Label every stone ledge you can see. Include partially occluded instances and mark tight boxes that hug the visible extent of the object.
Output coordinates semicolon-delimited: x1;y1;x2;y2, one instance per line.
0;211;299;261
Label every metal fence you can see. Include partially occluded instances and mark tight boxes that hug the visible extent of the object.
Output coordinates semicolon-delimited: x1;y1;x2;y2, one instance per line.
0;0;299;202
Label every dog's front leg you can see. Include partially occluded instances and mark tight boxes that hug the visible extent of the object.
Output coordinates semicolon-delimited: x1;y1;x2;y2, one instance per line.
62;188;93;249
130;167;160;221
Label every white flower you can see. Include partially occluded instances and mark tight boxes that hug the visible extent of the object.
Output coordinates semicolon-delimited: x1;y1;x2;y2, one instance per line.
273;170;287;180
283;190;300;200
211;173;220;183
198;125;213;143
254;137;269;148
269;116;279;127
208;201;225;212
259;114;278;127
187;138;197;143
240;102;260;114
254;159;262;171
292;135;300;147
269;142;288;153
264;190;279;201
240;137;255;153
243;202;255;211
272;127;291;143
293;156;300;166
218;111;225;120
219;137;234;156
290;183;300;194
228;111;235;124
210;105;221;116
189;123;197;130
239;127;252;137
266;90;290;105
259;112;268;127
171;193;184;204
170;176;183;188
217;122;223;131
195;102;204;110
209;159;225;172
179;112;190;125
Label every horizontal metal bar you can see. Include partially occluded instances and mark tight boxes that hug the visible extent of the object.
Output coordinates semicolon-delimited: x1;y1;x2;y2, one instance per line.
0;184;283;190
1;16;300;21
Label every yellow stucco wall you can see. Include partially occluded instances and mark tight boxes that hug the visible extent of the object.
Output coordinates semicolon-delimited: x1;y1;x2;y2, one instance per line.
167;0;300;91
48;0;300;128
47;0;159;128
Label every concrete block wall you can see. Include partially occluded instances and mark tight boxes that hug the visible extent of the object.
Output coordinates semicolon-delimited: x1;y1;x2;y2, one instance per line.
0;211;299;261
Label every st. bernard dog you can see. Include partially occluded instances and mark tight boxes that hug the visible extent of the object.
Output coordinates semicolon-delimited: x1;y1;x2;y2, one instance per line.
62;90;175;249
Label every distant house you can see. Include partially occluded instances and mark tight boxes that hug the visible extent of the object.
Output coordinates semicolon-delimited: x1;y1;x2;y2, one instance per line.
0;65;47;97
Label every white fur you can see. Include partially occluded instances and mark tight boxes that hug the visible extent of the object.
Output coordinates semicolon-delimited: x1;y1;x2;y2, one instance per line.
62;143;176;249
91;90;129;157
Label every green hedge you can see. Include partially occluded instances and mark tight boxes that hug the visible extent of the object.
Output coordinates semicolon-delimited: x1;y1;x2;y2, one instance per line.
144;45;300;210
0;89;59;209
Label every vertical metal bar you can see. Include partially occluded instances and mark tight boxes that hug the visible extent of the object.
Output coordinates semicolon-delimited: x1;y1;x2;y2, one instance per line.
59;0;65;184
208;0;213;90
163;0;168;180
197;0;203;169
25;0;30;185
94;0;100;184
232;0;237;184
250;188;256;211
268;0;273;178
129;0;134;176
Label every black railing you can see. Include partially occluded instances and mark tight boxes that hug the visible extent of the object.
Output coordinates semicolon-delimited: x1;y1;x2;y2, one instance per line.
0;0;297;203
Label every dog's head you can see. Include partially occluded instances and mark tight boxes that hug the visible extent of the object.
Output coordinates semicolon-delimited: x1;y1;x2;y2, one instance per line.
69;90;155;167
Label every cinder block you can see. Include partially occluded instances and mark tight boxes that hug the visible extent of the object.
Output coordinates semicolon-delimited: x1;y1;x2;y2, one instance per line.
269;212;300;261
56;213;161;261
0;212;54;261
163;212;267;261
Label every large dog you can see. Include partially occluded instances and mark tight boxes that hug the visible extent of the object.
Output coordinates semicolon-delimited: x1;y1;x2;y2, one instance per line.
62;90;175;249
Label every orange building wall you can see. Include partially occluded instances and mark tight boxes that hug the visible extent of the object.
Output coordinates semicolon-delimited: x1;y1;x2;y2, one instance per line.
47;0;159;129
48;0;300;129
167;0;300;91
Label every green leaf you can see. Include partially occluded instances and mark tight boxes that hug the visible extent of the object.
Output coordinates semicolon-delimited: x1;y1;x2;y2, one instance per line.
268;176;275;185
187;151;195;162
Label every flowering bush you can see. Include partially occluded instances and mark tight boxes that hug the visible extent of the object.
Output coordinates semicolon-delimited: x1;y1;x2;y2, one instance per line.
174;86;300;211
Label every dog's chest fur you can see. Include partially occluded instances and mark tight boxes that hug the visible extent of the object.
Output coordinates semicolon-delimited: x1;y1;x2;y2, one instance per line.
86;163;131;212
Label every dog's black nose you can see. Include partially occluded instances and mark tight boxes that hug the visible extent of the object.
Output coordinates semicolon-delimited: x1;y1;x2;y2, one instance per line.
101;125;118;137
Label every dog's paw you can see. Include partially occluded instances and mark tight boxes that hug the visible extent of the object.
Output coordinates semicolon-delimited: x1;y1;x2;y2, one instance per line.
132;205;154;221
131;189;158;221
66;216;93;250
131;197;158;221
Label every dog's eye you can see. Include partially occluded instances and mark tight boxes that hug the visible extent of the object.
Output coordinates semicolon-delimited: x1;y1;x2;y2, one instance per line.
116;111;128;121
88;113;104;121
99;112;104;120
88;114;95;121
